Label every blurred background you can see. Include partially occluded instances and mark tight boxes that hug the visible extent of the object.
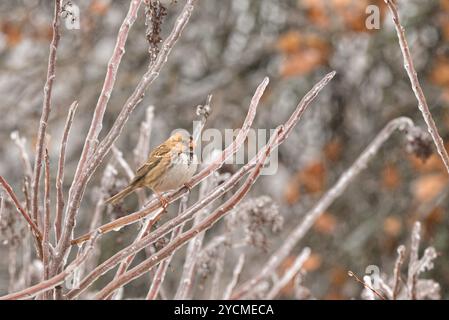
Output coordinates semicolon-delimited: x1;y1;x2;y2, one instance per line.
1;0;449;299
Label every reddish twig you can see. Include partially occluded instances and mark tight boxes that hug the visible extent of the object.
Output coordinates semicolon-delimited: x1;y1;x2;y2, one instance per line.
0;176;42;243
54;0;197;272
223;254;246;300
265;247;310;300
0;231;99;300
348;271;387;300
71;76;268;246
71;0;142;186
94;127;280;299
31;0;62;230
392;245;406;300
66;72;335;299
55;101;78;242
232;117;415;299
146;195;188;300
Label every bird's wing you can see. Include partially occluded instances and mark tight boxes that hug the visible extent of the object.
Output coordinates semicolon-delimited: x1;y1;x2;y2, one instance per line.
131;143;172;184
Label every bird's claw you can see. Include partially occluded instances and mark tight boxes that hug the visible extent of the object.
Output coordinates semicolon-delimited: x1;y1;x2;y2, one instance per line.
184;182;193;192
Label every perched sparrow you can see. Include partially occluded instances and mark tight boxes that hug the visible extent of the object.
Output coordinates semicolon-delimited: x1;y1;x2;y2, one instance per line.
106;131;197;207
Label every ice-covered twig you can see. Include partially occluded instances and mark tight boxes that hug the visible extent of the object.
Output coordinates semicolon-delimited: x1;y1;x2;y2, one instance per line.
407;221;421;300
54;1;198;271
232;117;416;299
67;72;335;299
0;231;99;300
223;254;245;300
265;247;310;300
146;195;189;300
94;127;281;299
55;101;78;242
393;245;406;300
31;0;62;231
71;76;269;246
0;177;42;244
385;0;449;175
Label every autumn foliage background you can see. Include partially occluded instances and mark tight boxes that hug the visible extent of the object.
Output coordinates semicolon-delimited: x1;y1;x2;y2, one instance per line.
1;0;449;299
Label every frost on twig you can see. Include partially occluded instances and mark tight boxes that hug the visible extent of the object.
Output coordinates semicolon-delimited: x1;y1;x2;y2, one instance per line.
360;221;440;300
385;0;449;175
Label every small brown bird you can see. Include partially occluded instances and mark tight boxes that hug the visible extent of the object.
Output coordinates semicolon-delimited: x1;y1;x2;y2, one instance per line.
106;131;197;207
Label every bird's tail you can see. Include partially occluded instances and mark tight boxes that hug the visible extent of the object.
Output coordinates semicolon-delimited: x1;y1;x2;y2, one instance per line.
105;185;136;205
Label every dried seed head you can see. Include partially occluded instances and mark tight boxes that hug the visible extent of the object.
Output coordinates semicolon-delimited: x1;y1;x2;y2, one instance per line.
405;126;433;162
227;196;283;249
145;0;167;63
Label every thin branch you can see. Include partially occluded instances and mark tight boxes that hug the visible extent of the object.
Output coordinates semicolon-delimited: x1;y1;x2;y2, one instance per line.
265;247;310;300
0;176;42;243
209;245;226;299
55;101;78;242
393;245;406;300
43;149;52;287
66;72;335;299
133;105;154;168
10;131;33;180
0;231;99;300
94;127;280;299
31;0;62;230
106;208;165;299
348;271;386;300
146;195;189;300
70;0;142;187
232;117;415;299
407;221;421;300
54;0;197;272
385;0;449;175
223;254;245;300
71;76;269;246
175;169;219;299
111;146;135;180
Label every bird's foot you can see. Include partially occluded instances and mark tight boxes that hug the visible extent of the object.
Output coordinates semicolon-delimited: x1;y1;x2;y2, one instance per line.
156;193;169;212
184;182;193;192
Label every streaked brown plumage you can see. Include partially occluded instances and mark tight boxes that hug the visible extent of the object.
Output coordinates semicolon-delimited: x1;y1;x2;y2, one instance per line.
105;132;197;206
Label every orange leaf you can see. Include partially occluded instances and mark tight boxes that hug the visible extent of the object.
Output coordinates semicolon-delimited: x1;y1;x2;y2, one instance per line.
283;177;301;205
314;212;337;234
430;57;449;87
299;161;327;194
303;253;322;272
324;138;343;162
276;30;302;54
90;0;110;15
1;22;22;47
383;216;402;238
382;163;401;190
412;173;449;202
